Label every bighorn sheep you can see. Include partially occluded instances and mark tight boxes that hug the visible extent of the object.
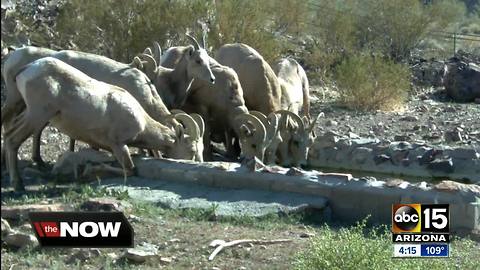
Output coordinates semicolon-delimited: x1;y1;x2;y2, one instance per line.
215;43;282;115
132;35;215;110
249;110;320;167
181;58;271;161
5;57;203;191
2;37;212;165
273;57;310;117
142;50;270;161
274;110;321;167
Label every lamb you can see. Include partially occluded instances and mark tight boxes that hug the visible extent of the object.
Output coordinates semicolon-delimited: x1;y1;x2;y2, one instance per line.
4;57;203;191
273;57;310;117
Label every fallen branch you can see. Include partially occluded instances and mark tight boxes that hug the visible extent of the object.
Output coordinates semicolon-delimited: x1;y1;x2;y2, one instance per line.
208;238;293;261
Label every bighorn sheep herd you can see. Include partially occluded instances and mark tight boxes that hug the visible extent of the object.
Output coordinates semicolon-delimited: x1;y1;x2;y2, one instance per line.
1;33;321;191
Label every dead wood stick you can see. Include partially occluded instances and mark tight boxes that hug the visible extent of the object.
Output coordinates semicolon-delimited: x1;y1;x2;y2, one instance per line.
208;238;293;261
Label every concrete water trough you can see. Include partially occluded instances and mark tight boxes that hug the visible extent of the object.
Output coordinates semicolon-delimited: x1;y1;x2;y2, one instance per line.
134;157;480;235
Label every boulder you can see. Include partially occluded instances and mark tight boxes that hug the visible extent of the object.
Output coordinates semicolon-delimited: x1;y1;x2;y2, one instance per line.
4;231;39;249
443;60;480;102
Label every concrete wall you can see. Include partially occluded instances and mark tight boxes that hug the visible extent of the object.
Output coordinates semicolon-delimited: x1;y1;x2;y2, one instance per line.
135;157;480;234
309;132;480;184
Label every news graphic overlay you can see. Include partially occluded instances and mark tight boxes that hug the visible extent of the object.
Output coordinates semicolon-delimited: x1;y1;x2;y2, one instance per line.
29;212;134;247
392;204;449;257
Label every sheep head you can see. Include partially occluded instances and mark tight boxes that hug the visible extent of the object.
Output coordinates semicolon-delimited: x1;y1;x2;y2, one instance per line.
248;111;281;164
276;110;316;167
166;112;204;162
185;33;215;84
234;113;267;161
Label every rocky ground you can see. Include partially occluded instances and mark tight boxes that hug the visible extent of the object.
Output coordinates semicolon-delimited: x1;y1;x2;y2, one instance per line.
311;86;480;149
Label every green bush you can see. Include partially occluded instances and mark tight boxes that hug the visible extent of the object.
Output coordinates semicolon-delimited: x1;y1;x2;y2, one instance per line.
293;221;480;270
334;55;410;111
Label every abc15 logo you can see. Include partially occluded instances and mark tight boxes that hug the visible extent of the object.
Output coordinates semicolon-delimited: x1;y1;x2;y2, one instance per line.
392;204;449;233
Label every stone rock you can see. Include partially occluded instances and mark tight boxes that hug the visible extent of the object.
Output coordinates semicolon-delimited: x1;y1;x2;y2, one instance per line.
1;218;12;237
427;158;454;174
374;154;391;165
351;137;379;146
399;115;419;122
299;232;316;238
434;181;480;194
394;135;411;142
351;147;373;164
385;179;410;189
325;120;338;126
286;167;306;177
391;150;409;165
1;203;72;220
52;148;115;178
80;198;131;212
443;60;480;102
348;132;360;139
418;149;442;165
444;129;463;142
4;231;39;248
123;242;159;263
448;148;479;160
160;257;174;264
18;223;32;232
315;131;341;148
65;249;101;264
240;156;266;172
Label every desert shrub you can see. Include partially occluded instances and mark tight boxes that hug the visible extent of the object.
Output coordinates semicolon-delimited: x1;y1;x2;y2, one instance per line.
334;55;410;111
54;0;211;63
301;1;358;79
355;0;465;61
210;0;283;62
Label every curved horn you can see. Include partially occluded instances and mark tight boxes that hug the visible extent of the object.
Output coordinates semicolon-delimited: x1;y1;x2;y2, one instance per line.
152;41;162;64
275;110;304;131
138;53;157;79
249;111;277;143
234;113;266;144
174;113;200;140
143;47;153;56
190;113;205;138
130;56;143;69
186;33;201;49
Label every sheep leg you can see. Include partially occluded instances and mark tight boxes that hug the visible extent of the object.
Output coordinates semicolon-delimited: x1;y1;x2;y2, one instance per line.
31;125;48;167
203;123;213;161
110;144;134;185
1;105;26;169
69;138;76;152
5;118;33;191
